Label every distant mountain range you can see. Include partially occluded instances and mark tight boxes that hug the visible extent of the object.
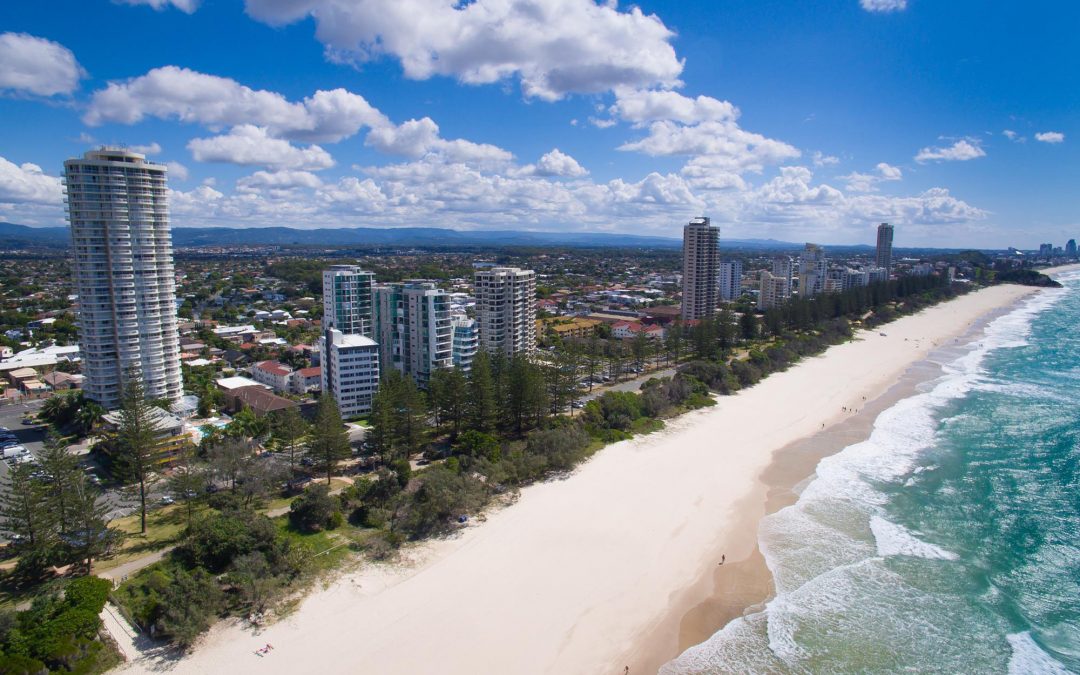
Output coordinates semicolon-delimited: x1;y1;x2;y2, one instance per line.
0;221;809;250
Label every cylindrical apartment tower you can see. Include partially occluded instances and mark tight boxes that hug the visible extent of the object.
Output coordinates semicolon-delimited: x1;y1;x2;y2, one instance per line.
63;148;183;409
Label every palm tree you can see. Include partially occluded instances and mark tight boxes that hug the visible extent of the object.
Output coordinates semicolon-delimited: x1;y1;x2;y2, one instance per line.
42;395;66;423
75;402;104;436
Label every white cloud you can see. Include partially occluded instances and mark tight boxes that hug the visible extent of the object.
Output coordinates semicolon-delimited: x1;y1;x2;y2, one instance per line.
610;89;737;125
859;0;907;12
0;157;64;205
129;142;162;155
0;32;85;97
1003;129;1025;143
114;0;200;12
1035;131;1065;144
187;125;336;170
364;117;513;166
517;149;588;177
84;66;388;142
588;117;617;129
876;162;902;180
621;120;800;173
243;0;684;100
166;161;189;181
915;139;986;163
812;151;840;167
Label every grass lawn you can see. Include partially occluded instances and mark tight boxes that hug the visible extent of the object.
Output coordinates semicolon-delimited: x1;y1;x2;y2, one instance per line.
93;503;207;573
274;517;375;574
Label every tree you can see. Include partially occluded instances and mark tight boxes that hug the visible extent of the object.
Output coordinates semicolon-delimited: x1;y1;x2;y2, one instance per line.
111;376;164;534
307;394;350;484
466;351;497;433
36;435;81;536
0;462;52;550
154;568;223;646
206;438;251;493
739;310;759;341
166;447;207;528
288;483;340;533
63;481;119;574
428;367;468;438
502;355;546;435
270;406;309;475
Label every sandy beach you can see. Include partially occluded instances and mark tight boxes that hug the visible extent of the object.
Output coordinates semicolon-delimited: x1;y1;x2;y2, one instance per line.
117;283;1038;675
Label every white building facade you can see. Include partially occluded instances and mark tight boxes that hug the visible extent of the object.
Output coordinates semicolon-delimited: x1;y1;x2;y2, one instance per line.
718;260;743;302
373;281;453;386
321;329;380;417
323;265;375;337
799;243;828;297
475;267;537;355
758;271;792;310
64;148;183;409
681;217;720;320
451;317;478;372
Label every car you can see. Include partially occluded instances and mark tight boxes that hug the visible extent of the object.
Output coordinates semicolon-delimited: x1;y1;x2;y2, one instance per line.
571;401;584;409
20;417;36;426
160;496;175;505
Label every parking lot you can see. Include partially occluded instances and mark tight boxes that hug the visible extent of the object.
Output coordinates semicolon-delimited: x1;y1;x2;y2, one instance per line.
0;399;48;473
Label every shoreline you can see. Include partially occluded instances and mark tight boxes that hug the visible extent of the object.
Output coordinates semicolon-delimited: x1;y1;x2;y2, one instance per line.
629;289;1034;674
116;284;1040;675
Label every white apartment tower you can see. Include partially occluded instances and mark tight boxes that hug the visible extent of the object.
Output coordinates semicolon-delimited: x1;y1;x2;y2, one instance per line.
323;265;375;337
63;148;183;409
451;317;479;372
681;217;720;320
799;243;828;297
718;260;743;302
321;329;380;417
475;267;537;355
373;281;453;386
876;223;894;271
758;271;791;310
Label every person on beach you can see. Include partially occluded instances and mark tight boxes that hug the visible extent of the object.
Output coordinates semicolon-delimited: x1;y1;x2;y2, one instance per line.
719;554;726;566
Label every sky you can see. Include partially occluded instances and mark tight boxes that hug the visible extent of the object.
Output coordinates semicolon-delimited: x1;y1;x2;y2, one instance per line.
0;0;1076;248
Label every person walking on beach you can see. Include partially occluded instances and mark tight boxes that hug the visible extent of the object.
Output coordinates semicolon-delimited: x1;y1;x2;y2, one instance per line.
719;554;726;566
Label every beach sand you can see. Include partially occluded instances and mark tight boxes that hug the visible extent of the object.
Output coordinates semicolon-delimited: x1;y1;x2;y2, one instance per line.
116;284;1038;675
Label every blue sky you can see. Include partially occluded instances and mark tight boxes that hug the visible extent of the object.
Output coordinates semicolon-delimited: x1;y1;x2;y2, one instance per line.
0;0;1075;247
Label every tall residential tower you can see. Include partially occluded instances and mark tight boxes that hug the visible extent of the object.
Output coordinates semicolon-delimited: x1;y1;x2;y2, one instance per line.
475;267;536;355
373;281;453;386
323;265;375;337
681;216;720;320
876;223;894;271
63;148;182;409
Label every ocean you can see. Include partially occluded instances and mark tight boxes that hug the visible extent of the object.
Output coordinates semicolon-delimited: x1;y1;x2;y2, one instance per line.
662;271;1080;675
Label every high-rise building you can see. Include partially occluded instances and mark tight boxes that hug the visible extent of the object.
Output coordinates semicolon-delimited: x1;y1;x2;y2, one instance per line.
373;281;452;386
867;267;889;284
841;268;870;290
323;265;375;337
799;243;828;297
681;216;720;320
321;328;380;417
475;267;537;355
718;260;743;302
772;256;795;284
1039;243;1053;258
1067;239;1078;259
758;271;791;310
451;318;479;373
63;148;182;409
876;223;894;270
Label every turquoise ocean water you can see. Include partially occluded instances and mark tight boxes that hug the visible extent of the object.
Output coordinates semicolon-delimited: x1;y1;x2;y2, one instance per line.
663;272;1080;674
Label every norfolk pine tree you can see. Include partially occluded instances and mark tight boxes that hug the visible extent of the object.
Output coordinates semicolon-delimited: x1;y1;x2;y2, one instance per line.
113;376;164;534
307;394;350;484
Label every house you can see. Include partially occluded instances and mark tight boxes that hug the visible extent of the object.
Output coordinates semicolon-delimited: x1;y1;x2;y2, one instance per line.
7;367;38;387
612;321;664;340
224;385;298;417
101;407;194;466
42;371;83;390
290;366;321;394
537;317;602;341
249;360;293;393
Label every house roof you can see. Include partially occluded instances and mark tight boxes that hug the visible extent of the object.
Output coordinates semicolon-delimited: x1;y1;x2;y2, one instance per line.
254;360;292;377
231;385;297;414
297;366;321;377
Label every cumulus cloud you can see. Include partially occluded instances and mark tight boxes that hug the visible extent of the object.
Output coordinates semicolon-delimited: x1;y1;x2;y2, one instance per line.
1035;131;1065;144
242;0;684;100
812;151;840;167
114;0;200;12
1003;129;1025;143
621;120;800;173
842;162;903;192
915;139;986;163
588;117;617;129
84;66;388;142
517;149;588;177
166;161;189;181
187;125;336;170
129;142;162;155
364;117;513;165
0;157;64;205
859;0;907;12
0;32;85;97
610;89;737;125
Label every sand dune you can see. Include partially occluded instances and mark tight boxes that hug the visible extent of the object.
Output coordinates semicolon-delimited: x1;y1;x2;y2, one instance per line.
117;283;1037;675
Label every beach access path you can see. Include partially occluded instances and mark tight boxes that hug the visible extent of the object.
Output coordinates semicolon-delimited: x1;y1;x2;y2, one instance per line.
115;284;1037;675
